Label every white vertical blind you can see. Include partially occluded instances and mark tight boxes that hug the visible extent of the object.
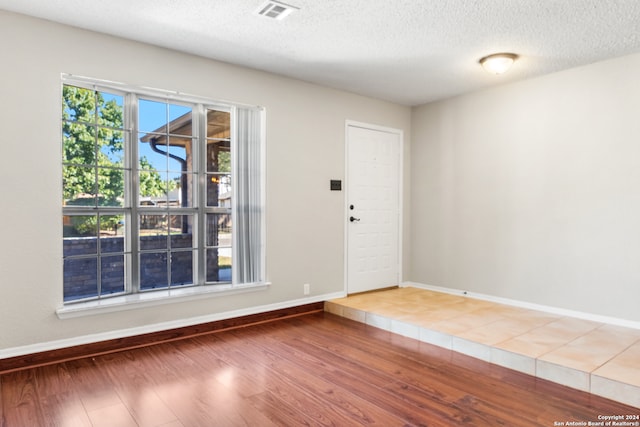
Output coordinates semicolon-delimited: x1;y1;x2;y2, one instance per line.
235;106;264;284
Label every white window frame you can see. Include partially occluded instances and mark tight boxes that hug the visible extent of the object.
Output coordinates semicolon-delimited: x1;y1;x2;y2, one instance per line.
59;75;267;317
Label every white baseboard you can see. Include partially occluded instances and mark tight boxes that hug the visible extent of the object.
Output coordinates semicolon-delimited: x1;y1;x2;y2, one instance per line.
402;281;640;330
0;291;345;360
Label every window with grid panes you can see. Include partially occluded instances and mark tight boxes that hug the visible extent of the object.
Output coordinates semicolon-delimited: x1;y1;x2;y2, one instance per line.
62;77;264;303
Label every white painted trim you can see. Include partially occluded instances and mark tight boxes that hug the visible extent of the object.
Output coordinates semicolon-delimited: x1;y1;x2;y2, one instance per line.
345;120;404;294
57;282;271;319
403;281;640;330
2;291;345;360
343;122;349;294
345;120;404;136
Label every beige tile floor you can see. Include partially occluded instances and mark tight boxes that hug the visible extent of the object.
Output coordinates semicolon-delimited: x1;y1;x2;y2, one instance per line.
325;286;640;408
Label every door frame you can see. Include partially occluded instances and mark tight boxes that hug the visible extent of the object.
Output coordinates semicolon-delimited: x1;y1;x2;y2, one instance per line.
344;120;404;294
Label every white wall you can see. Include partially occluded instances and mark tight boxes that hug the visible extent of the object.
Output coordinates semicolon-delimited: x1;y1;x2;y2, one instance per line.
0;10;411;353
411;52;640;322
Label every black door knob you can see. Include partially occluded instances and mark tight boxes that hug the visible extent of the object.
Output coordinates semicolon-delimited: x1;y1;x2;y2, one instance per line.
350;216;360;222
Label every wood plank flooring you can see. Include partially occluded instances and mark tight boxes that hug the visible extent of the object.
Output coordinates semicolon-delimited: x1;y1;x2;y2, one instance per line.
1;312;637;426
0;303;324;374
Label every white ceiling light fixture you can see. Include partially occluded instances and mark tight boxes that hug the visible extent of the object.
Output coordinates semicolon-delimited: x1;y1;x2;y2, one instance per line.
479;53;518;74
256;1;299;20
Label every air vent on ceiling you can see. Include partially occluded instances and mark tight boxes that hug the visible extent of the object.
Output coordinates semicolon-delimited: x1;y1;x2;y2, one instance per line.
256;1;298;20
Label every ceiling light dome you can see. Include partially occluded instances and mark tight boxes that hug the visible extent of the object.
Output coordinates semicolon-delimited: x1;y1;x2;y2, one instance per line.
479;53;518;74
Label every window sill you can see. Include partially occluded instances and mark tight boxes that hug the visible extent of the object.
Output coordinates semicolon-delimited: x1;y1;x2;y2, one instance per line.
56;282;271;319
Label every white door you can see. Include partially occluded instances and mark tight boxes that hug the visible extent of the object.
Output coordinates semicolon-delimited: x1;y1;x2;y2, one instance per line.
346;122;401;294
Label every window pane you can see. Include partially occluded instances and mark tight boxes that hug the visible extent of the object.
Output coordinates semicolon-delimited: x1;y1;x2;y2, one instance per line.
206;109;230;138
207;174;231;207
168;137;192;173
171;173;193;208
63;165;97;206
206;248;232;282
63;257;98;301
140;214;168;250
170;250;193;286
139;171;173;206
139;133;168;172
140;252;168;290
63;123;96;165
101;255;125;295
206;213;232;247
63;237;97;257
170;215;194;247
62;85;96;123
139;99;168;133
169;104;192;136
97;168;124;207
100;215;125;253
63;215;98;248
98;92;124;129
206;140;231;173
98;128;124;168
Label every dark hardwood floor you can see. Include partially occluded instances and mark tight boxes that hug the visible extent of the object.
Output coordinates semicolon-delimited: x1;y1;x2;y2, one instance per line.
1;312;637;426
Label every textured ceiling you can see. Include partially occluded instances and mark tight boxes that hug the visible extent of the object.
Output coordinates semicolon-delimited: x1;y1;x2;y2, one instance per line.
1;0;640;105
